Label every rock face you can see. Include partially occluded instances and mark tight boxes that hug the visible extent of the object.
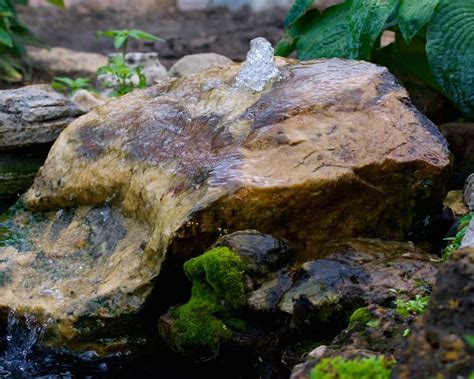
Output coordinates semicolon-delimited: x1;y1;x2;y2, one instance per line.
29;47;108;79
0;58;450;351
168;53;233;77
250;238;438;322
0;149;47;199
0;85;85;150
394;248;474;378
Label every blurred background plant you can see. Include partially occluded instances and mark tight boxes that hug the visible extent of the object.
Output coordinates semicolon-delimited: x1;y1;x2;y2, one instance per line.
0;0;63;82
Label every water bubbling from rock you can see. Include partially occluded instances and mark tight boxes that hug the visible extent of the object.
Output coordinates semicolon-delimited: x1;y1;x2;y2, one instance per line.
235;37;280;91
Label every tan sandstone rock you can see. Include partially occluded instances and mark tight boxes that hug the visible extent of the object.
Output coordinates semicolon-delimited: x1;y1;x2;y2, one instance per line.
0;58;450;351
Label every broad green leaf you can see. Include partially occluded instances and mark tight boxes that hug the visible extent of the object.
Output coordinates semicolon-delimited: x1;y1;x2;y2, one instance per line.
47;0;64;8
398;0;439;43
12;0;28;6
128;29;163;42
348;0;399;59
275;32;297;57
276;8;320;57
296;2;352;60
426;0;474;117
374;33;440;91
114;33;127;49
96;30;120;39
0;27;12;47
284;0;315;28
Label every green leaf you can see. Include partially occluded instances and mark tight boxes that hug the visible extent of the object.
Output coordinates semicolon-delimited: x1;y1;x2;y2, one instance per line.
348;0;399;59
398;0;439;43
0;57;22;82
128;29;163;42
114;33;128;49
12;0;28;6
373;34;440;91
296;2;353;60
284;0;315;28
426;0;474;117
0;27;12;47
47;0;65;8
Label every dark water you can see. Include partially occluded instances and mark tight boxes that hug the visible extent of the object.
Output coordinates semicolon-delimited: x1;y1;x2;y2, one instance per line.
0;310;262;378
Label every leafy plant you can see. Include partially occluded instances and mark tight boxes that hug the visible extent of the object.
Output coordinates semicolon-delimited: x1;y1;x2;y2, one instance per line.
277;0;474;118
96;28;163;97
52;76;91;95
310;356;395;379
443;212;473;260
0;0;64;82
391;290;430;317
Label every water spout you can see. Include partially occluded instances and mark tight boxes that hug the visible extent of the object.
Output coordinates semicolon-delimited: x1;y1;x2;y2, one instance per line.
235;37;281;91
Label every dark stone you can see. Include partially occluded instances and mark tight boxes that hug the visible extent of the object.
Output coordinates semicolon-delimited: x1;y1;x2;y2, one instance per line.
394;248;474;379
215;230;291;278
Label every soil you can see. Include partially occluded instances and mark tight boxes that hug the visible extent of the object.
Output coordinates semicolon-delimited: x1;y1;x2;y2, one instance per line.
20;5;287;68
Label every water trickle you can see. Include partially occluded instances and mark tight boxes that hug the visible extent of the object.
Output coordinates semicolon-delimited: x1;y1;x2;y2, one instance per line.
235;37;281;91
0;309;52;377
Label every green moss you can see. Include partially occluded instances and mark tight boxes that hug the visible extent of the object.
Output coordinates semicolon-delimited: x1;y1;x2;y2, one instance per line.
348;308;374;329
172;247;246;356
310;356;395;379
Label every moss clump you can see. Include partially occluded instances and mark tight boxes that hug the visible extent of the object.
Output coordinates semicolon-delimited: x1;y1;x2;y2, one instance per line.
172;247;246;357
310;356;395;379
348;307;375;329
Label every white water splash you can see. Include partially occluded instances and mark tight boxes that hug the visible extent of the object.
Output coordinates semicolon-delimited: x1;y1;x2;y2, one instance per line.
0;309;52;376
235;37;281;91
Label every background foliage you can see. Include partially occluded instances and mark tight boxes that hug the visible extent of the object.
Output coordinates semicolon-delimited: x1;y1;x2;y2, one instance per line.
0;0;64;82
277;0;474;118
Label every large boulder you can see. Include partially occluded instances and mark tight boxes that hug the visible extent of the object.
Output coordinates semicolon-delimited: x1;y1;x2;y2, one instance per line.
0;58;450;351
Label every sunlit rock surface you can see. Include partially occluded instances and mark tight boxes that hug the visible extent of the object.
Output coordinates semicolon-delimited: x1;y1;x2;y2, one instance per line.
0;58;450;351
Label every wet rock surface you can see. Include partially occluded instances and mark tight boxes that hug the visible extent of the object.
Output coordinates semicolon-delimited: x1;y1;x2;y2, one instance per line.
0;85;84;150
0;58;450;351
252;238;437;325
394;248;474;379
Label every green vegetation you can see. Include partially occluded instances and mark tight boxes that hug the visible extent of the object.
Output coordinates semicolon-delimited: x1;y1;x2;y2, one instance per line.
0;0;63;82
310;356;395;379
96;28;163;97
444;213;473;261
278;0;474;118
392;292;430;317
172;247;246;356
348;307;375;329
52;77;92;95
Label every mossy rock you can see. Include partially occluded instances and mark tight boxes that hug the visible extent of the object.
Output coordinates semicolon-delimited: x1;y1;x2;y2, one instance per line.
160;247;247;359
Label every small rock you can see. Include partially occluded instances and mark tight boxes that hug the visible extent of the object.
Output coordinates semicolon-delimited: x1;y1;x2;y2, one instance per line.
0;85;85;150
124;52;167;85
214;230;290;278
168;53;233;78
29;47;108;79
464;173;474;211
72;90;108;112
443;190;469;217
